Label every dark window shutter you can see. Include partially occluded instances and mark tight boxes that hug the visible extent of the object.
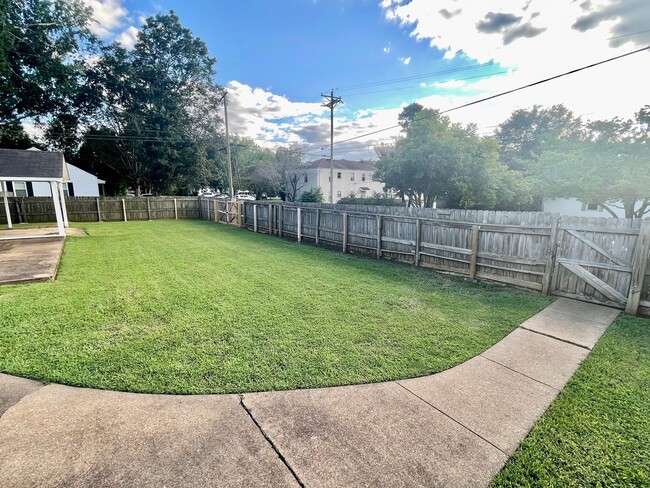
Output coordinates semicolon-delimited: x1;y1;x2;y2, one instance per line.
67;183;75;197
6;181;13;192
26;182;34;197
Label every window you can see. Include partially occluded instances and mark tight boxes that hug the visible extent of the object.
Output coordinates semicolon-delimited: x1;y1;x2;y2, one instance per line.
337;172;342;179
13;181;27;197
587;202;598;211
304;174;308;183
361;173;366;182
336;191;342;198
350;173;355;181
63;182;74;197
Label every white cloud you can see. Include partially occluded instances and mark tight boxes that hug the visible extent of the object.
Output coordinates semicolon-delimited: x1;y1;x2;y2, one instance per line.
116;26;139;49
383;46;391;53
82;0;129;38
381;0;650;128
399;56;411;65
224;81;404;159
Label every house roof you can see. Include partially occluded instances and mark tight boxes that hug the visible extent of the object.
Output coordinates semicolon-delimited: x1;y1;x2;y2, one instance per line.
0;148;69;181
304;159;377;171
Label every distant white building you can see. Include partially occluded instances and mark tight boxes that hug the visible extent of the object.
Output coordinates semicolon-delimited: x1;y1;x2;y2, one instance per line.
542;197;646;218
295;159;384;203
0;148;105;197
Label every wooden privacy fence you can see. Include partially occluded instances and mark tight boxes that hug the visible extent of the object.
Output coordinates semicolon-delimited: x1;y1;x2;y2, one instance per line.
0;196;201;223
242;202;650;317
198;198;243;226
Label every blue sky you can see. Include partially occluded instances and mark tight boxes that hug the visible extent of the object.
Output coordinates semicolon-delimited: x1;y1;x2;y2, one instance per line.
87;0;649;159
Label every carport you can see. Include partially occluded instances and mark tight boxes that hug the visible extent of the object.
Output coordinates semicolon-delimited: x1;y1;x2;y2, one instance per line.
0;148;70;238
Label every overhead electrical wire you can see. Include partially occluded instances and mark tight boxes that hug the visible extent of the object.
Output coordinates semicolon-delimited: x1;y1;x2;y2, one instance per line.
332;46;650;147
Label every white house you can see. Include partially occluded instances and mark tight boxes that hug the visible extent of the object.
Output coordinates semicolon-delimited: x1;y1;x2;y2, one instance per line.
542;197;647;218
295;159;384;203
0;149;105;197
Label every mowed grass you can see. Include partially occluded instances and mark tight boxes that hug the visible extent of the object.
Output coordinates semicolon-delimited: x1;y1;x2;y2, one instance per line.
492;315;650;487
0;220;551;394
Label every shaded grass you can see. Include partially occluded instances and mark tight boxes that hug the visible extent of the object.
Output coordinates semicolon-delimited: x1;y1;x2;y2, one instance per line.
492;315;650;487
1;220;551;394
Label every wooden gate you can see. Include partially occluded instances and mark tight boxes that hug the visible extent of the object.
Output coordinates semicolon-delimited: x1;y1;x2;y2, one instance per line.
551;220;640;308
216;200;242;226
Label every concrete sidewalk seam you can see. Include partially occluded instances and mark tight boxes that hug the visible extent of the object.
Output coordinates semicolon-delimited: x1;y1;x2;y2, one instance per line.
519;326;593;350
0;379;45;419
479;355;560;392
239;394;305;488
395;381;508;456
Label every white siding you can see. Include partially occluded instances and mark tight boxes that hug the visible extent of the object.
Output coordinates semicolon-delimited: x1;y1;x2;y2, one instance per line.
31;163;100;197
542;197;635;218
296;167;384;202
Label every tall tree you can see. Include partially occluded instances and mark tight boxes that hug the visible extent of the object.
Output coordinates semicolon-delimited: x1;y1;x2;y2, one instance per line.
375;104;530;209
495;104;584;171
85;12;222;195
529;108;649;218
0;0;97;126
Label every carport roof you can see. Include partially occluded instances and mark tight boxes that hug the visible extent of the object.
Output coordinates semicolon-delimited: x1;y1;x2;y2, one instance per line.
0;148;69;182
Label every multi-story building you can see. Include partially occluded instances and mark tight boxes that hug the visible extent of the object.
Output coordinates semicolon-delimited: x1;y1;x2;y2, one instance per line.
294;159;384;203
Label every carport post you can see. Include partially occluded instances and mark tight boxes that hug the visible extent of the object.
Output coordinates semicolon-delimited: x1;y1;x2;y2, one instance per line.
57;182;69;227
50;181;65;236
2;181;12;229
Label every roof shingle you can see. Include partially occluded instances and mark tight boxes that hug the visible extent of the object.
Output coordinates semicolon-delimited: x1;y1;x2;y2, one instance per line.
0;148;66;180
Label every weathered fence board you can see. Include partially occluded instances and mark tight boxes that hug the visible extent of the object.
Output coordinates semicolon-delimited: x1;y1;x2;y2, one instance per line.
0;196;201;224
243;202;650;317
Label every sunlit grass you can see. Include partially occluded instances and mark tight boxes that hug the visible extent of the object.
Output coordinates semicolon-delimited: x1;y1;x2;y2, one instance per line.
0;220;551;394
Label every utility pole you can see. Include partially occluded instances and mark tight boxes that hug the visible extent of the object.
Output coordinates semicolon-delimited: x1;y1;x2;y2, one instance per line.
321;89;343;203
222;90;235;200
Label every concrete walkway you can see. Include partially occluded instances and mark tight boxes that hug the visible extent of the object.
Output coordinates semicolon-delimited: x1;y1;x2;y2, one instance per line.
0;298;620;487
0;227;85;285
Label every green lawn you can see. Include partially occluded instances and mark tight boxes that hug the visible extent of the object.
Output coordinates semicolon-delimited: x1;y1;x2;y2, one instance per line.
0;220;551;394
492;315;650;487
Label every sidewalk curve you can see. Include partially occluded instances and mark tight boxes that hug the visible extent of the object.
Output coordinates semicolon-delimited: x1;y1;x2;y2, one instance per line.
0;298;620;487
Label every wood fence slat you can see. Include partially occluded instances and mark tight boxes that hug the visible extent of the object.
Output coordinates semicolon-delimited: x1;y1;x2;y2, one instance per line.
561;262;627;304
565;229;628;266
625;220;650;315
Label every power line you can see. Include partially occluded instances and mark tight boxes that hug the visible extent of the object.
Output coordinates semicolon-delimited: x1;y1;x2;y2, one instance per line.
333;46;650;147
342;70;509;98
335;62;496;92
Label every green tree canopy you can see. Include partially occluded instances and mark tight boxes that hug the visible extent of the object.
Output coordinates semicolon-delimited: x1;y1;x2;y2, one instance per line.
375;104;530;209
495;104;584;171
81;11;223;195
0;0;98;126
529;109;649;219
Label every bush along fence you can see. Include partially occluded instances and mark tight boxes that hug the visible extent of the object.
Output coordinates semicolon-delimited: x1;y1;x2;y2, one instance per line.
239;202;650;318
0;196;201;223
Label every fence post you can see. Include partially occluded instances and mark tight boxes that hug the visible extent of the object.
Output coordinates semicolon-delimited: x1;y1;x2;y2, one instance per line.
174;199;178;220
253;205;258;233
96;198;102;222
469;225;480;279
213;199;218;223
542;217;561;295
376;215;382;259
147;197;152;221
315;209;320;245
415;218;421;266
122;198;127;222
269;203;273;235
278;205;283;238
625;220;650;315
342;212;348;252
297;207;302;243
